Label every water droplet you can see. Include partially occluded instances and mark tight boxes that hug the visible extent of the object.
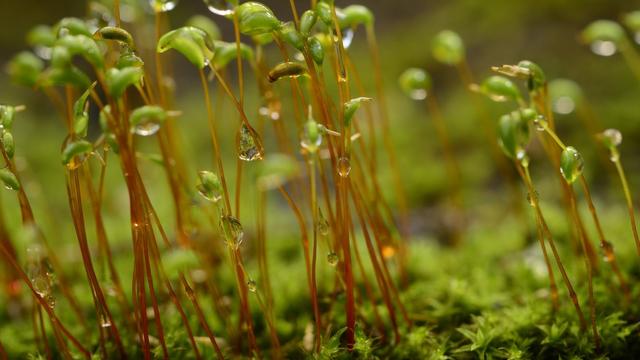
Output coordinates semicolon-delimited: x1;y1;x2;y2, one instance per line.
26;245;55;308
327;252;339;266
337;157;351;178
602;128;622;148
203;0;234;16
553;96;575;115
196;183;222;203
341;28;354;49
317;209;329;237
533;116;547;132
247;279;257;293
526;190;539;207
301;130;322;153
149;0;178;12
100;316;112;328
410;89;427;101
132;121;161;137
259;103;281;121
220;215;244;249
238;124;264;161
590;40;617;56
34;46;52;60
559;147;584;184
601;240;615;263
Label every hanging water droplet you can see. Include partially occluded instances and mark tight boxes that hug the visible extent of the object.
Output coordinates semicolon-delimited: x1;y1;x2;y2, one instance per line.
601;240;615;263
526;190;539;207
317;209;329;237
149;0;179;12
220;215;244;249
409;89;427;101
132;121;161;137
100;315;112;328
553;96;575;115
247;279;257;293
341;28;354;49
559;146;584;184
203;0;234;16
327;252;339;266
26;245;55;308
601;128;622;148
301;129;322;153
238;124;264;161
533;116;547;132
590;40;617;56
337;157;351;177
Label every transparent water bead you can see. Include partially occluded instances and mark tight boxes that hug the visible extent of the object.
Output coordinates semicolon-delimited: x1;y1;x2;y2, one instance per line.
150;0;179;12
247;279;257;293
590;40;617;56
601;128;622;148
26;245;56;308
553;96;575;115
220;215;244;248
337;157;351;177
203;0;234;16
317;210;329;237
526;190;539;207
601;240;615;263
327;252;339;266
238;124;264;161
341;28;354;49
196;171;222;203
559;146;584;184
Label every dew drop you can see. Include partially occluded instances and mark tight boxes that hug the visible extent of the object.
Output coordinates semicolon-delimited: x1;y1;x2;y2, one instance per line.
601;240;615;263
327;252;339;266
553;96;575;115
196;183;222;203
337;157;351;178
409;89;427;101
602;128;622;148
526;190;539;207
317;209;329;237
132;121;161;137
247;279;257;293
533;116;547;132
590;40;617;57
238;124;264;162
220;215;244;249
149;0;179;12
341;28;354;49
100;317;112;328
203;0;234;16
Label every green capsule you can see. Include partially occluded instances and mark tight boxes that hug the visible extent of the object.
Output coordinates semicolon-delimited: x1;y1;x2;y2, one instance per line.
99;105;112;132
50;46;72;68
7;52;44;87
479;75;521;102
94;26;135;49
431;30;465;65
560;146;584;184
497;111;531;160
73;82;97;137
267;61;307;82
186;15;222;41
341;5;374;28
0;169;20;191
42;66;91;89
398;68;431;100
106;133;119;154
220;215;244;248
61;139;93;168
315;2;333;26
623;11;640;33
301;109;321;153
548;79;583;115
3;132;15;159
308;36;325;65
257;153;299;190
211;41;253;69
235;2;281;36
157;26;215;69
0;106;16;129
105;67;144;99
581;20;626;45
279;22;304;51
116;51;145;69
56;34;105;69
343;97;371;126
196;170;223;202
300;10;318;36
26;25;56;48
129;105;166;137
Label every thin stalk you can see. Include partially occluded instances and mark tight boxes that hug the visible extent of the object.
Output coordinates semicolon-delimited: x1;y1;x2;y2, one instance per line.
609;148;640;256
309;155;321;352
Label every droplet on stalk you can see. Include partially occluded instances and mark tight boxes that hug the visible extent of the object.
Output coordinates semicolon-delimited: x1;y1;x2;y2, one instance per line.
247;279;257;293
327;252;339;266
317;209;330;237
237;124;264;161
337;157;351;178
149;0;179;13
196;170;223;203
599;128;622;149
203;0;235;17
559;146;584;184
130;105;167;137
398;68;430;100
220;215;244;249
26;245;56;309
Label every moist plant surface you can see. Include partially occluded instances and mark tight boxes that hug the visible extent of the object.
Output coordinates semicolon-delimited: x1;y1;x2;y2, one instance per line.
2;1;640;359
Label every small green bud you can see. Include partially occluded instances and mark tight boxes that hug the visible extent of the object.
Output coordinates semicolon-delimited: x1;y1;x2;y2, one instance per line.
186;15;222;41
130;105;166;136
26;25;56;48
42;66;91;89
308;36;325;65
560;146;584;184
0;169;20;191
343;97;371;126
61;139;93;166
398;68;431;100
497;111;531;160
51;46;72;68
549;79;583;115
6;52;44;87
315;2;333;26
599;128;622;149
257;153;299;190
106;133;119;154
212;41;254;69
431;30;465;65
157;26;215;69
105;67;144;98
517;60;546;92
581;20;626;45
54;18;92;37
267;62;307;83
623;11;640;32
116;51;145;69
0;106;16;130
301;109;321;153
2;132;15;159
56;34;105;69
341;5;374;28
99;105;112;132
278;22;304;51
73;82;97;137
479;75;521;102
197;170;223;202
300;10;318;35
94;26;135;49
235;2;281;36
